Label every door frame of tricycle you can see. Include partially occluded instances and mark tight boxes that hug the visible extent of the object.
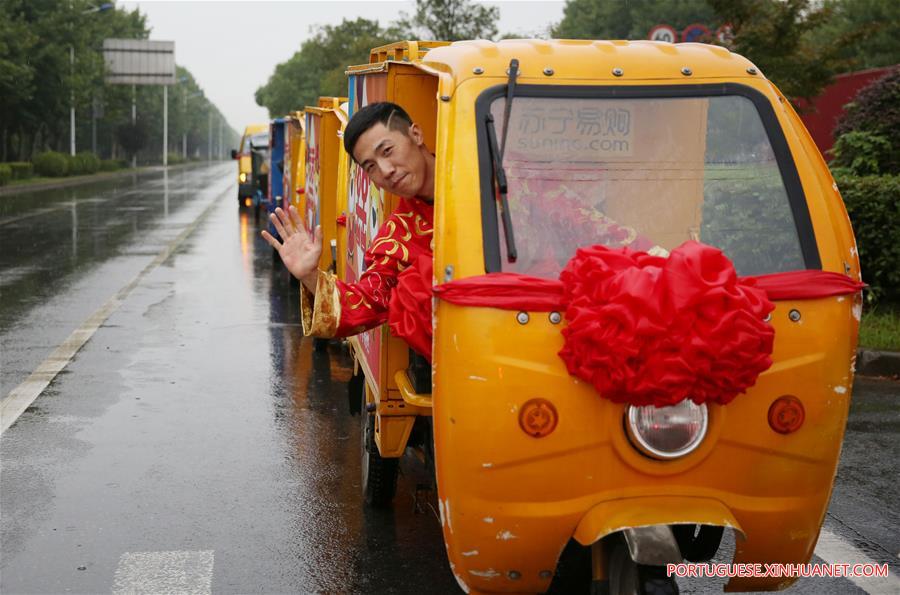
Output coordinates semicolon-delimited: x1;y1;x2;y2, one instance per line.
345;48;442;460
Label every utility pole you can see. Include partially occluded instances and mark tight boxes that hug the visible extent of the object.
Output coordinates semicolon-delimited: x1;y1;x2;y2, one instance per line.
91;95;105;156
131;84;137;168
218;116;222;161
207;109;212;161
70;44;76;156
163;85;168;166
91;95;97;155
182;90;187;158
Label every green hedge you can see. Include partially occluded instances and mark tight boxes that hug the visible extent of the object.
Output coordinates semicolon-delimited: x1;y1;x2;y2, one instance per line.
99;159;122;172
68;152;101;175
834;70;900;175
0;164;11;186
8;161;33;180
835;173;900;303
32;151;69;177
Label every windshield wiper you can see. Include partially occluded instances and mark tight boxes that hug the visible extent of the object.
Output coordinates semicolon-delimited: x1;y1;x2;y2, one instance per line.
500;59;518;158
484;59;519;264
485;114;517;264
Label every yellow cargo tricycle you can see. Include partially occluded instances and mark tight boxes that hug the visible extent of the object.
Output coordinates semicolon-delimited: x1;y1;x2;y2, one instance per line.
350;40;863;594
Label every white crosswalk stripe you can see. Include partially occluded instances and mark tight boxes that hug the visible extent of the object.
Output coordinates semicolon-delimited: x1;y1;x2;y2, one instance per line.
112;550;215;595
814;528;900;594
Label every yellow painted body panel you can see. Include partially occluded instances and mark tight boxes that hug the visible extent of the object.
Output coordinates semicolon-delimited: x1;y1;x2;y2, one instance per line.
285;112;306;214
335;102;350;284
415;40;861;594
304;98;347;274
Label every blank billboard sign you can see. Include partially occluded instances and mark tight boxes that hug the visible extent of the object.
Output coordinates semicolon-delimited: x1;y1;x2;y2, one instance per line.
103;39;175;86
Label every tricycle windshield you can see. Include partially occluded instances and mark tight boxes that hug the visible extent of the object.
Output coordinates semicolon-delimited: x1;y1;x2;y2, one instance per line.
479;86;813;277
249;132;269;149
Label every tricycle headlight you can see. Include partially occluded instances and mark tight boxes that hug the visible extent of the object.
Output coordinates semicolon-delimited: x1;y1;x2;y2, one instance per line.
626;401;708;459
239;172;248;183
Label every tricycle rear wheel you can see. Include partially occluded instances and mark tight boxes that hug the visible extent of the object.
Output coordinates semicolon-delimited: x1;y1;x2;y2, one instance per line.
361;411;398;508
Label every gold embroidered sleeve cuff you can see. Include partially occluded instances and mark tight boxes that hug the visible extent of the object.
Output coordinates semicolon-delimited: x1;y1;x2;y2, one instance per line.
300;270;341;338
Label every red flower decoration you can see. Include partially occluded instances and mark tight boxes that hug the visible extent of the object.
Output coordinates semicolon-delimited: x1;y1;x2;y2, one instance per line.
558;241;775;407
388;254;434;360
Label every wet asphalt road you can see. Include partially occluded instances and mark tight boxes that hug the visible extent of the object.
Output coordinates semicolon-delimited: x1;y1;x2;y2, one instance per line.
1;163;898;594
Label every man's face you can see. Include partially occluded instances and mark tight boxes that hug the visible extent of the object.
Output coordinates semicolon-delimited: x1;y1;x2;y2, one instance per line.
352;122;428;198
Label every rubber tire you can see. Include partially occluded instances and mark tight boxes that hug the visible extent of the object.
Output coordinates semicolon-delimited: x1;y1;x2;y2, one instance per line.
361;411;398;508
608;538;639;595
313;337;329;352
607;537;679;595
348;368;364;417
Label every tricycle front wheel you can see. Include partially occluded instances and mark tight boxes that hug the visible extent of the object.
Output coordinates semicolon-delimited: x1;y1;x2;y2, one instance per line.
604;534;679;595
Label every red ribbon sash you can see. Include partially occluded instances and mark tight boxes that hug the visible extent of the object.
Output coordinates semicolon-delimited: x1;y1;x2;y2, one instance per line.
391;241;864;407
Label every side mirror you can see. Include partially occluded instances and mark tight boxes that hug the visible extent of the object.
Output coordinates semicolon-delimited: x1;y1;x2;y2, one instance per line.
230;149;238;160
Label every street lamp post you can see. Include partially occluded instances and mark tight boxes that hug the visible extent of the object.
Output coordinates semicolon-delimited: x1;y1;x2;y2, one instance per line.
183;91;202;159
70;3;113;157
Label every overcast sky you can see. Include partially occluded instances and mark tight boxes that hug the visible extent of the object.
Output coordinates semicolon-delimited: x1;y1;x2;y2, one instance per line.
119;0;566;133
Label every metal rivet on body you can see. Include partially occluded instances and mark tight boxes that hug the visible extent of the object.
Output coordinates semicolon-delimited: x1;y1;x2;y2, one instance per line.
747;67;758;75
440;95;451;102
539;570;553;579
473;67;484;75
612;67;624;77
549;312;562;324
516;312;530;325
788;309;801;322
443;265;454;282
543;67;554;76
681;67;693;76
508;570;522;580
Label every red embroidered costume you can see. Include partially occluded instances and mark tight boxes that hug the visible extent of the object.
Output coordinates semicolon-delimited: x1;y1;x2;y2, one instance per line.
301;197;434;338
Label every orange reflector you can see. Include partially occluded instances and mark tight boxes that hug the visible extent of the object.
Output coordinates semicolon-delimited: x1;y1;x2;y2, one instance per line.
519;398;558;438
768;395;805;434
244;198;252;207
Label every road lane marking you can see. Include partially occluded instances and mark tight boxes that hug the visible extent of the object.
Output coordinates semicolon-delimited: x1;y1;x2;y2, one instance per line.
112;550;214;595
814;527;900;594
0;183;229;436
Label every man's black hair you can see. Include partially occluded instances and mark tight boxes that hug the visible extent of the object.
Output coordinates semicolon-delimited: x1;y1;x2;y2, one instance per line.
343;102;413;161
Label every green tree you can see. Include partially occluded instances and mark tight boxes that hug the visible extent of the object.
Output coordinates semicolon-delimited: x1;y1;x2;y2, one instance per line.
808;0;900;70
0;6;38;161
0;0;236;163
255;18;393;117
707;0;855;103
553;0;854;104
553;0;715;40
393;0;499;41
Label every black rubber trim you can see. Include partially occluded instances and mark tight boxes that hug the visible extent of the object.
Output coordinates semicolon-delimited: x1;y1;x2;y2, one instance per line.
474;83;821;273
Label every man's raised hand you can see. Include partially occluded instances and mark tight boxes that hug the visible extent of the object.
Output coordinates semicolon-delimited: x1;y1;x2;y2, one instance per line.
261;206;323;290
